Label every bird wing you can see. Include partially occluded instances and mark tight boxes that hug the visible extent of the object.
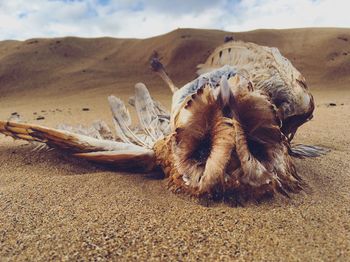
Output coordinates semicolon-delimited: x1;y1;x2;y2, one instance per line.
0;120;156;171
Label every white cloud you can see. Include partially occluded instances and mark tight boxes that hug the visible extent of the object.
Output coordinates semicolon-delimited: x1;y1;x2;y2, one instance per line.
223;0;350;31
0;0;349;40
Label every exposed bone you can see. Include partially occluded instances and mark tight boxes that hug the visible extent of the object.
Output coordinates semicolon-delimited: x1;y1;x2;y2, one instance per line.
150;57;178;93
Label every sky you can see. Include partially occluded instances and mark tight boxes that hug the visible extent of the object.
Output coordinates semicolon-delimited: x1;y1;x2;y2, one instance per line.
0;0;349;40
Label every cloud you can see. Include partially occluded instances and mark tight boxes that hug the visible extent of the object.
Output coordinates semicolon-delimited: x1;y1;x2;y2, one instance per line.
0;0;349;40
223;0;350;31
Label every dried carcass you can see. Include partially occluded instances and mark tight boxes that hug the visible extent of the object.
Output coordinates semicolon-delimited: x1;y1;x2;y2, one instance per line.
0;40;328;202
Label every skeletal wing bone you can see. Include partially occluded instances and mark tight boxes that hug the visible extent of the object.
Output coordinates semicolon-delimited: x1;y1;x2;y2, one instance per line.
150;57;178;93
0;120;144;152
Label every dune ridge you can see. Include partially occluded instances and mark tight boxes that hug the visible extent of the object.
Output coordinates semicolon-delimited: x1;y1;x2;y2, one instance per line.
0;28;349;98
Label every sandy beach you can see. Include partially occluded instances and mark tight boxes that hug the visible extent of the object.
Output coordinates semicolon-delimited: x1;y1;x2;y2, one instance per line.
0;28;349;261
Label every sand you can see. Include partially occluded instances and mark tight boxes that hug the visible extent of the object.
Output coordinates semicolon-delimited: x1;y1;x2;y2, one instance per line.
0;28;349;261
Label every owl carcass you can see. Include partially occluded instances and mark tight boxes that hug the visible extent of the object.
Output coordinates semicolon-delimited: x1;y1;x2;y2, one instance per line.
0;40;328;202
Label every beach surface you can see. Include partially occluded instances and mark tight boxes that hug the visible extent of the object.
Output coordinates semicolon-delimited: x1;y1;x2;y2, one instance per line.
0;28;349;261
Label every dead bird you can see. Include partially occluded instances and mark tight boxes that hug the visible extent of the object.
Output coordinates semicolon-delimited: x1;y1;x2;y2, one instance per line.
0;41;328;202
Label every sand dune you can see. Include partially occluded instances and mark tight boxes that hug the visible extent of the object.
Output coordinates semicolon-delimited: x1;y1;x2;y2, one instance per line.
1;28;350;96
0;28;349;261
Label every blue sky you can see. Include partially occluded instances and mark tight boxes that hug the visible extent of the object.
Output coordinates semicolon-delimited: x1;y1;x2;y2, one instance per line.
0;0;349;40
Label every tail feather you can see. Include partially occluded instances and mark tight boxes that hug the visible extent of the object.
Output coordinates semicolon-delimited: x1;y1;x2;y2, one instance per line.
290;144;330;158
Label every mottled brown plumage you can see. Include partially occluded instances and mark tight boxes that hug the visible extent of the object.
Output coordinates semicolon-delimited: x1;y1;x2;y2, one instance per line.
153;76;303;200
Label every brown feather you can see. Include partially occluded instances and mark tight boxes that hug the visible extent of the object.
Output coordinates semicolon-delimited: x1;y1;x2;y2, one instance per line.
153;77;303;201
0;121;146;153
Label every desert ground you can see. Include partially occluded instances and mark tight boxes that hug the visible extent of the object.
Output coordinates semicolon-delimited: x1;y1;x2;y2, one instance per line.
0;28;349;261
